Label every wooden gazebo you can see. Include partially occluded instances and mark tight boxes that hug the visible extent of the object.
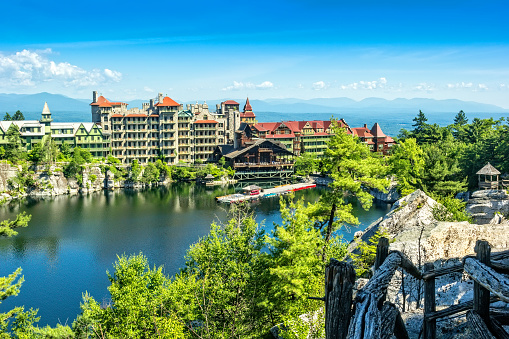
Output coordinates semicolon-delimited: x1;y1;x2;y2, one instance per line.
476;162;501;190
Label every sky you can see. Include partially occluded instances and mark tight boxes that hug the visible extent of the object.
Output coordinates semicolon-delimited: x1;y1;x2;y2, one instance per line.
1;0;509;108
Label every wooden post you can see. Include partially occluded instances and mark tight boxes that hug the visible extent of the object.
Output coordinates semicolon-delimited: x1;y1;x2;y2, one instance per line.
423;262;436;339
324;258;355;339
374;237;389;271
474;240;491;323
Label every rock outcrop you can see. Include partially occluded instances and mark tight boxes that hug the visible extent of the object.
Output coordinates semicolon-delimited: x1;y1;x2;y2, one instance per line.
370;179;401;203
465;189;509;224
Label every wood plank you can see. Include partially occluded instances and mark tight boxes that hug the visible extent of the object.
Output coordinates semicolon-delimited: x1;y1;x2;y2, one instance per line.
374;237;389;271
474;240;492;322
380;302;398;339
425;296;500;321
423;262;436;339
464;258;509;303
490;309;509;325
324;259;355;339
489;316;509;339
466;310;496;339
390;250;423;279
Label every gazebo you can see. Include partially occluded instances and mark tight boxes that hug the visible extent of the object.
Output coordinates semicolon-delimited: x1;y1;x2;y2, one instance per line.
476;162;501;190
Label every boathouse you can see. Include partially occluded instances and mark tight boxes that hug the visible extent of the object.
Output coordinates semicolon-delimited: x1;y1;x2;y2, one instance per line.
214;125;295;181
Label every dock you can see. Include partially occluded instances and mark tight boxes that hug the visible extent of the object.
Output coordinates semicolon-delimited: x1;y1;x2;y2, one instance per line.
215;182;316;204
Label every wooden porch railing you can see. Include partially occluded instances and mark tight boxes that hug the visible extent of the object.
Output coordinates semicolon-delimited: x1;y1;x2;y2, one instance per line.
320;239;509;338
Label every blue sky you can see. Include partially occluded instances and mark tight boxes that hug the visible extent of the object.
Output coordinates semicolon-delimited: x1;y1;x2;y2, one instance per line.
1;0;509;108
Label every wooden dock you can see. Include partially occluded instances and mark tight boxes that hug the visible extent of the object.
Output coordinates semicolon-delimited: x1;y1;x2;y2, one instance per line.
216;183;316;204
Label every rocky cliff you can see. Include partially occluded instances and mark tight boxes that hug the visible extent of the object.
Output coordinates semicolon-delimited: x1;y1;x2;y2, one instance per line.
465;189;509;224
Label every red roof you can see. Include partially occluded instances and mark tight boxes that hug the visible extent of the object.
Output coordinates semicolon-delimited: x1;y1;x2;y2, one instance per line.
149;114;159;118
223;100;239;105
195;120;218;124
351;127;373;138
90;95;127;107
243;97;253;112
126;114;148;118
111;114;123;118
370;123;386;138
155;96;180;107
314;132;330;136
241;111;256;118
385;136;395;143
266;133;296;139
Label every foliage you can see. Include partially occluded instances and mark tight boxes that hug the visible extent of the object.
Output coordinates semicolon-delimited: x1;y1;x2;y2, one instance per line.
5;124;25;163
388;138;425;195
129;159;142;182
8;164;36;194
140;162;160;184
73;254;185;338
3;113;11;121
431;195;472;222
350;229;391;277
307;120;389;254
294;153;318;176
155;159;171;179
179;203;266;338
107;155;120;164
0;212;31;237
12;111;24;121
89;174;97;184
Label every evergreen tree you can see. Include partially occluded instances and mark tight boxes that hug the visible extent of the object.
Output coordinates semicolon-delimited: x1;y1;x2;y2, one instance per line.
5;124;24;162
12;110;24;121
307;120;388;256
453;110;468;126
388;138;425;195
3;113;12;121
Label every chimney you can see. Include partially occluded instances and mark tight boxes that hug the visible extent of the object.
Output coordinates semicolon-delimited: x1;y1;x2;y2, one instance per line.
93;91;98;103
150;99;154;108
158;93;163;103
364;124;367;129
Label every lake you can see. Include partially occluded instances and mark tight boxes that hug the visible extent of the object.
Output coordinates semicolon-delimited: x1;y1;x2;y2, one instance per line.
0;183;391;327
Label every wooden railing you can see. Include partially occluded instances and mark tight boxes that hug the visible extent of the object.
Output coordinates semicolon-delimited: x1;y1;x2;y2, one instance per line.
321;239;509;339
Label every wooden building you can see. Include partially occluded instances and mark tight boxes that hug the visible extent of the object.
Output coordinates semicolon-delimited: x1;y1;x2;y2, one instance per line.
476;163;501;190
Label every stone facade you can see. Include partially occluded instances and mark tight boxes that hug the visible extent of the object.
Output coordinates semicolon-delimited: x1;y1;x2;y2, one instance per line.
93;92;241;164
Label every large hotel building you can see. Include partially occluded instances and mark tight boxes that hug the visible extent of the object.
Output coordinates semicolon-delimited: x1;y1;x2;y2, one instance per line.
0;91;394;164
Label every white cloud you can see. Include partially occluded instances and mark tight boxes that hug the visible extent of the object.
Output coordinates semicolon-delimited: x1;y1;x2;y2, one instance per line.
447;82;473;89
222;80;274;91
414;82;436;92
340;77;387;90
144;86;154;92
312;81;327;90
477;83;488;90
0;49;122;88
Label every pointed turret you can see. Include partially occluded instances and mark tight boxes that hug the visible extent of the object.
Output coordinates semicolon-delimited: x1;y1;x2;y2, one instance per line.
243;97;253;112
41;102;53;133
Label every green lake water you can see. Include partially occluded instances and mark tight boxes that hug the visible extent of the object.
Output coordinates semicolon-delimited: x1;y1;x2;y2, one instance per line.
0;183;391;326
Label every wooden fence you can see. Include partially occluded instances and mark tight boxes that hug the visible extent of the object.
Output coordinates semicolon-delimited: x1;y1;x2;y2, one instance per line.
321;239;509;339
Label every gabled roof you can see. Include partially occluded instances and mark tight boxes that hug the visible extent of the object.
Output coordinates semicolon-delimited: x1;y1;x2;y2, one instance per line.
222;139;293;159
155;96;180;107
476;163;501;175
111;114;124;118
351;127;373;138
223;100;239;105
370;123;386;138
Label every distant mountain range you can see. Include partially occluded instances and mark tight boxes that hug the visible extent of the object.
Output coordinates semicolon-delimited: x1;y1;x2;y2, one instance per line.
0;92;507;137
1;92;507;115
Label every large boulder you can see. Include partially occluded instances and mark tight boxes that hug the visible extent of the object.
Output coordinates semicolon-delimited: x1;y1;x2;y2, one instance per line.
465;189;509;224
